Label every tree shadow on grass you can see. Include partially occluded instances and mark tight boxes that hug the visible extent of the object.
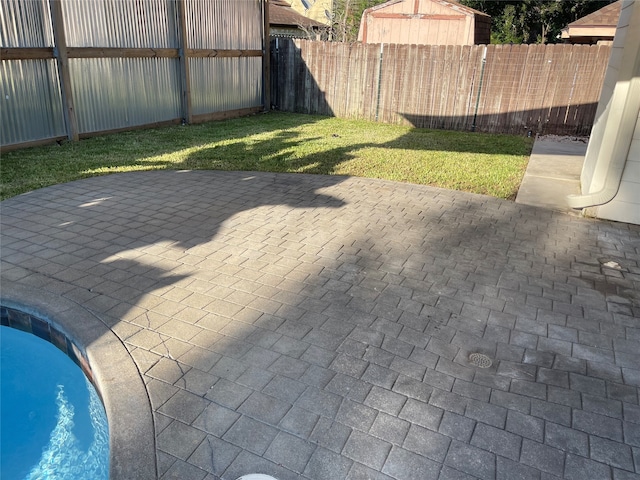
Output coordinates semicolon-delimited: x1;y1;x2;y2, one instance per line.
179;115;531;201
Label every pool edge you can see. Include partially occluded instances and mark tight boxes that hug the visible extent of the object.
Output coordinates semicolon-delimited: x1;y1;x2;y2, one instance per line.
0;281;157;480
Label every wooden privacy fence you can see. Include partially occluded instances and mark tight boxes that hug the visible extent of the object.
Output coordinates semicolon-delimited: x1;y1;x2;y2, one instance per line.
271;39;611;136
1;0;269;151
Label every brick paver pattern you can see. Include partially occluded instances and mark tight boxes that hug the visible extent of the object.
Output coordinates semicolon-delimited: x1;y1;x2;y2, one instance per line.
1;171;639;480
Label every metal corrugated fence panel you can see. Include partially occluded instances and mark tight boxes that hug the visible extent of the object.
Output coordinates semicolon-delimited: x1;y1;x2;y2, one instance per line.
186;0;262;50
1;59;66;145
1;0;54;47
62;0;178;48
69;57;181;134
2;0;266;147
190;56;262;115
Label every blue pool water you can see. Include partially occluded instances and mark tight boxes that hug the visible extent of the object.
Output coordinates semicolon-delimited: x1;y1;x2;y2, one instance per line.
1;326;109;480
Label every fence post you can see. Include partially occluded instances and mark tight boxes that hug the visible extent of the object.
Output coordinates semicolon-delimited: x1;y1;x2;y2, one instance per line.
177;0;192;124
471;45;487;132
263;0;271;111
272;37;279;110
375;43;384;122
50;0;79;141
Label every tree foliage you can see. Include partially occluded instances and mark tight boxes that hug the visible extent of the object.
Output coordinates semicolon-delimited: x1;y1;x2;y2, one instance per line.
459;0;615;44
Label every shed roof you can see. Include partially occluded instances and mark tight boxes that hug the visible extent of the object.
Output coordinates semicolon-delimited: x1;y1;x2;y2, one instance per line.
364;0;489;18
434;0;489;18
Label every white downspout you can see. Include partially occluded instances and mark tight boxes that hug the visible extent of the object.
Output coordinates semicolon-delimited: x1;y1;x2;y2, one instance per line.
566;74;640;209
567;1;640;210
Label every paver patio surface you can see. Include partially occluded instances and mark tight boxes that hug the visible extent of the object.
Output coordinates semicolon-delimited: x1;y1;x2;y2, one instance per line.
1;170;639;480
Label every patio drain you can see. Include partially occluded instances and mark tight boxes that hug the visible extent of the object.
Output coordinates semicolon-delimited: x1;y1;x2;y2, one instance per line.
468;353;493;368
236;475;279;480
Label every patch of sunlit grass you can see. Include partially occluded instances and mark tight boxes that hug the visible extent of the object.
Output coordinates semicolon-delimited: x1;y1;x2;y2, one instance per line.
1;112;533;200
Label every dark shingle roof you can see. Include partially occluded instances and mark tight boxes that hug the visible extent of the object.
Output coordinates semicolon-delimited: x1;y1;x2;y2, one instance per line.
567;1;621;28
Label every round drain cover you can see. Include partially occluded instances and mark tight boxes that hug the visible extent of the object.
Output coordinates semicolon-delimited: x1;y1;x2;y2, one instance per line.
468;353;492;368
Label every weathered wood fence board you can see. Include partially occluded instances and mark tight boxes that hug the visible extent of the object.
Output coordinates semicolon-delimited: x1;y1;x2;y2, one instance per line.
271;39;610;136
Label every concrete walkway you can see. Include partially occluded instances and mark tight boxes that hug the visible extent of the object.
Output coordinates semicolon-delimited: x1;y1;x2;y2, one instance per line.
516;137;588;213
1;170;639;480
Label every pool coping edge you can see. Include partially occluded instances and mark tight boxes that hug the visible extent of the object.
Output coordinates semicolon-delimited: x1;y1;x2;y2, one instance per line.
0;281;157;480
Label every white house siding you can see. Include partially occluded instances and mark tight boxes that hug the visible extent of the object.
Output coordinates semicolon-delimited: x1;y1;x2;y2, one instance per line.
580;0;640;224
580;0;629;191
593;110;640;224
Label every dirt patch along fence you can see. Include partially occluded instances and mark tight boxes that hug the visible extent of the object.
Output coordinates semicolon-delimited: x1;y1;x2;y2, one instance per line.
270;39;611;136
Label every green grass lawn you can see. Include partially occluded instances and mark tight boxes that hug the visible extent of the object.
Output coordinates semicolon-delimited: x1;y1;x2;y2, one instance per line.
1;112;533;200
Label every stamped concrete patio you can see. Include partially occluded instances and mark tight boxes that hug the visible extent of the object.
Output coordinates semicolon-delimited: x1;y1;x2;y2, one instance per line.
1;170;639;480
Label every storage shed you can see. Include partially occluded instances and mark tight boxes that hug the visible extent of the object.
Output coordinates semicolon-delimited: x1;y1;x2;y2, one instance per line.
358;0;490;45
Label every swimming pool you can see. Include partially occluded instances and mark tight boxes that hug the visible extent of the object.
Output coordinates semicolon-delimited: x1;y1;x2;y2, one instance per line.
1;326;109;480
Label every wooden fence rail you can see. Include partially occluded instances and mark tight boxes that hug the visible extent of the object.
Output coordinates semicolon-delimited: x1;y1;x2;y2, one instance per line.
270;39;611;136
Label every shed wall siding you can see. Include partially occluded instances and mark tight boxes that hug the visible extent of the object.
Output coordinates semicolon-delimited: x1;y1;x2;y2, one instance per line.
363;16;473;45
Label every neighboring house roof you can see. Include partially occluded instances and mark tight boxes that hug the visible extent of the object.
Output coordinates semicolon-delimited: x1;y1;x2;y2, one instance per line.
270;0;325;29
561;1;621;42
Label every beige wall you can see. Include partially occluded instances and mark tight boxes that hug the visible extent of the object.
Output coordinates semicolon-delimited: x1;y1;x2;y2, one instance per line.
289;0;332;25
577;0;640;224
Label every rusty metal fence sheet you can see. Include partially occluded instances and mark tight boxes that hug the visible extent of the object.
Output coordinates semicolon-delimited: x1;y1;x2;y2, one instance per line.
1;59;66;145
